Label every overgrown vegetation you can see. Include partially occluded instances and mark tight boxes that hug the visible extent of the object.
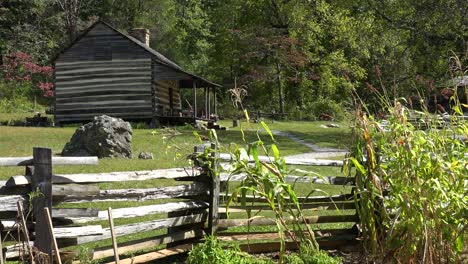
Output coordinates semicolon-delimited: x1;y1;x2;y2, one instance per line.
191;116;344;263
188;236;273;264
188;236;342;264
347;58;467;263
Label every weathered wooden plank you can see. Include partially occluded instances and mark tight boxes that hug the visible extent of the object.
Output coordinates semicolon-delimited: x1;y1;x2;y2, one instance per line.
56;76;151;86
219;201;355;212
57;104;152;112
0;184;99;203
0;156;98;167
218;228;356;241
46;225;104;239
55;90;150;100
58;214;207;246
59;99;150;107
56;94;151;104
52;208;99;218
56;68;150;78
219;153;343;166
55;113;153;121
53;184;100;197
56;72;151;82
220;174;355;185
220;193;354;203
56;58;150;67
55;109;153;118
218;214;358;228
57;82;150;94
56;106;152;115
93;229;205;260
63;183;208;203
7;168;200;186
238;240;360;254
56;63;150;74
1;209;98;231
108;244;192;264
66;201;208;223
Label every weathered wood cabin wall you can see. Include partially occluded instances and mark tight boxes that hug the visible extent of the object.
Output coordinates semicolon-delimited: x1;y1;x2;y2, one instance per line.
54;23;153;123
154;80;181;115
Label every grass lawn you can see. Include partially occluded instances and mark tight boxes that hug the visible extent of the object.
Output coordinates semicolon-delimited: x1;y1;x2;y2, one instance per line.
217;119;352;149
0;124;311;180
0;119;353;261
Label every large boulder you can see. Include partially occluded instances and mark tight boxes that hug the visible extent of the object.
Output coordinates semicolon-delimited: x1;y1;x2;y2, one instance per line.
62;115;133;158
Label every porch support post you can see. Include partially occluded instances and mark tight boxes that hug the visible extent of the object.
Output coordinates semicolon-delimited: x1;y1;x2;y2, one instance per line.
204;87;208;119
207;86;211;120
214;87;217;117
193;80;197;118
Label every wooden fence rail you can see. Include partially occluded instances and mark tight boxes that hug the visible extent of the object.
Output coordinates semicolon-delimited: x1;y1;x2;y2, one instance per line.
0;144;356;261
0;146;216;263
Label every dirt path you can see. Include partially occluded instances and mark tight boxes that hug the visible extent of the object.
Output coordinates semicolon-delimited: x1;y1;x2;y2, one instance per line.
271;130;349;159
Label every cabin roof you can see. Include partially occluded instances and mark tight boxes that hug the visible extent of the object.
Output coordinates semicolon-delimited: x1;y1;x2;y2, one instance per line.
53;20;221;88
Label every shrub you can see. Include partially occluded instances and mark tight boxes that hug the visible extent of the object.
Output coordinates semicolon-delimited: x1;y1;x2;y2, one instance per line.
187;236;273;264
307;98;346;121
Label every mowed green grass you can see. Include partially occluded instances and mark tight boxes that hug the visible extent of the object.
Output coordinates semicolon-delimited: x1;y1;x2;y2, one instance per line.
0;121;353;261
0;125;310;180
218;119;352;149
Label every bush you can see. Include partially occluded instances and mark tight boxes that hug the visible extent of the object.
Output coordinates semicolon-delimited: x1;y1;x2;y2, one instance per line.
0;80;47;113
187;236;273;264
307;97;346;121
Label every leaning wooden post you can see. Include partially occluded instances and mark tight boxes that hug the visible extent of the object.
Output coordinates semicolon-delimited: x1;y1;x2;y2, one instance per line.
0;229;3;264
44;207;61;264
31;147;53;262
17;202;35;264
207;143;219;235
107;207;120;264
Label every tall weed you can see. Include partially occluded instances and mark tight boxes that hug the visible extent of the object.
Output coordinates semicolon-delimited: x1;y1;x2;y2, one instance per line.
348;58;467;263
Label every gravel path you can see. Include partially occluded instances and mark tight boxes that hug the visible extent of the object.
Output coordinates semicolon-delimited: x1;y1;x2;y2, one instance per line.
271;130;349;159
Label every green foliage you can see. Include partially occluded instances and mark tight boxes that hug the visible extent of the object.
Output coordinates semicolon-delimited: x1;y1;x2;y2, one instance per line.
285;243;342;264
78;246;97;264
348;64;467;262
308;97;346;121
187;236;272;264
206;121;321;261
0;80;45;114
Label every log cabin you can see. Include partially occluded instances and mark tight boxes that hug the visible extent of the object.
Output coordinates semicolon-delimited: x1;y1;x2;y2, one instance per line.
53;20;221;126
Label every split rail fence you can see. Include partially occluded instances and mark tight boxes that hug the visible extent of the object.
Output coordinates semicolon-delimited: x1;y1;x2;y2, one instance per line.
213;151;359;253
0;145;358;263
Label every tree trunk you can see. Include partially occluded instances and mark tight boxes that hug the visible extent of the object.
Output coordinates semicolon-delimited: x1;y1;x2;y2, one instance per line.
276;61;284;114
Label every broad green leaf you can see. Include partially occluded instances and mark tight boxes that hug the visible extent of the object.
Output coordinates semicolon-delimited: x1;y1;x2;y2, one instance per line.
349;157;366;175
261;121;275;141
271;144;280;160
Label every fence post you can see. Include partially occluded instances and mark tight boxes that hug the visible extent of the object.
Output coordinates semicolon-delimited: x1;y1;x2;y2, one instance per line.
207;143;219;236
31;147;53;262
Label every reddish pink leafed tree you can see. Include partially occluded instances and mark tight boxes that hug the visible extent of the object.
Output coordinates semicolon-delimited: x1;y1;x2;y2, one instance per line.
2;51;54;97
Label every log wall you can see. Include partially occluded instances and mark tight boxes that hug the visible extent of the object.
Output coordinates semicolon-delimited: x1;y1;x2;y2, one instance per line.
154;80;181;115
55;23;153;123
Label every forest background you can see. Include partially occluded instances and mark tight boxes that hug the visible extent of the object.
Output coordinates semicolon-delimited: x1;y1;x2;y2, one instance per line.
0;0;466;119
